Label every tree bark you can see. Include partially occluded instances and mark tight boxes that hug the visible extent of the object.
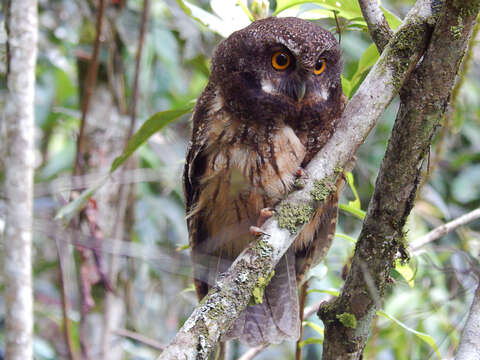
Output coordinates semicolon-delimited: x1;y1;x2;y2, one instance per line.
456;281;480;360
318;1;480;359
157;1;439;359
2;0;38;359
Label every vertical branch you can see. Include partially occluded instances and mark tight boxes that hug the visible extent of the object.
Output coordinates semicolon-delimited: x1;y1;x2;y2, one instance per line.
318;1;479;359
70;1;107;358
55;237;79;360
74;0;107;176
358;0;393;52
3;0;37;359
128;0;150;138
456;279;480;360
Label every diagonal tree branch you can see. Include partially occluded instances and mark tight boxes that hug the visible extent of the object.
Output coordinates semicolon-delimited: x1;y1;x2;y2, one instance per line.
156;1;439;358
318;1;480;359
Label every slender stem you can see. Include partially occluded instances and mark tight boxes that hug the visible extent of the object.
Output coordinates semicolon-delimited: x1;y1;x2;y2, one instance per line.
73;0;107;176
410;208;480;251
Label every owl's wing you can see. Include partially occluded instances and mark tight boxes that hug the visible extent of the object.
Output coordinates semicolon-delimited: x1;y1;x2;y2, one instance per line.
183;86;218;299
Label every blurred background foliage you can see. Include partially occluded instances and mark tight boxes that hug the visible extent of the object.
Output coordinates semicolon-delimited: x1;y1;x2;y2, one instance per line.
0;0;479;359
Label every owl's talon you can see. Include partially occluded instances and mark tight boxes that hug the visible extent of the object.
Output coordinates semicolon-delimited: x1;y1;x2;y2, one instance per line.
295;167;306;178
257;207;275;227
249;226;269;237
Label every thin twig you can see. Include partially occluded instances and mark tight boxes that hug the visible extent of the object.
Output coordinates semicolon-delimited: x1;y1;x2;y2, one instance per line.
55;236;79;360
73;0;107;176
112;328;165;351
72;1;107;358
128;0;150;138
102;2;149;356
410;208;480;251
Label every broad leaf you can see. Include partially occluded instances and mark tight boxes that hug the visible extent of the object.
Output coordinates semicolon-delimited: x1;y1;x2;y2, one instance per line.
394;259;415;288
110;105;194;172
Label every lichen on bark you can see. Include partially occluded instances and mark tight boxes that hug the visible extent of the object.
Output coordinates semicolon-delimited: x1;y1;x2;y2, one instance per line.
276;202;314;234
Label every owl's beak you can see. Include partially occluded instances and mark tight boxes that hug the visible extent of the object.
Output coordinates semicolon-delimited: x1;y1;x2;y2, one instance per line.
295;81;306;102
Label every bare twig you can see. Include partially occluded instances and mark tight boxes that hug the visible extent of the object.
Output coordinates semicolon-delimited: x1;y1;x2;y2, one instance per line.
157;2;438;358
102;1;149;356
112;328;165;351
358;0;393;52
237;345;268;360
55;236;79;360
73;0;107;176
410;208;480;251
128;0;150;138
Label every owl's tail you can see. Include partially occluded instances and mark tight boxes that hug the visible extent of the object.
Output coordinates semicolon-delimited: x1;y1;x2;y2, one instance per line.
223;248;300;347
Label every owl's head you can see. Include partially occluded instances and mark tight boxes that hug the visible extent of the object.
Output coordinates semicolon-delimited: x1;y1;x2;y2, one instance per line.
210;17;343;125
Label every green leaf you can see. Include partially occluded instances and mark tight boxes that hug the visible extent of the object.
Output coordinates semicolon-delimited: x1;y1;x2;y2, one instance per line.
345;171;361;210
341;75;352;98
176;0;234;38
110;105;193;173
180;283;196;294
339;203;366;220
303;321;324;336
351;43;380;90
381;6;402;30
176;243;191;251
394;259;415;288
306;288;340;297
55;104;193;222
275;0;363;19
335;233;357;244
236;0;255;22
377;310;442;360
298;337;323;348
54;176;109;222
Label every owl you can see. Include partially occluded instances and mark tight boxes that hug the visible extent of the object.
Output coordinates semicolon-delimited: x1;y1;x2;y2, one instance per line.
183;17;345;347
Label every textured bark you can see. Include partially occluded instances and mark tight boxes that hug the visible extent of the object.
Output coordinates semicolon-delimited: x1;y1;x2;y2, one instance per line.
2;0;38;359
456;281;480;360
358;0;394;52
157;1;438;359
318;1;480;359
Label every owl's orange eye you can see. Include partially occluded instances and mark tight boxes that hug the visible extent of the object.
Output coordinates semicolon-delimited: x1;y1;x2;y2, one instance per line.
271;51;291;71
314;58;326;75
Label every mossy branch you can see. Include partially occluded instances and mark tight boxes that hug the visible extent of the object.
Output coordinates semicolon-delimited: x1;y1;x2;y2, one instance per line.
157;1;444;359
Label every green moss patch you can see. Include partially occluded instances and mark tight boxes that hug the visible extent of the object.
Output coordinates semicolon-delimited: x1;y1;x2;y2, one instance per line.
277;203;314;234
311;178;337;202
337;312;357;328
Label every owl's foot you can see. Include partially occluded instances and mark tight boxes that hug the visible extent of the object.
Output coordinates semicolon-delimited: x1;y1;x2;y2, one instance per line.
249;208;275;237
257;207;275;227
249;226;269;237
294;167;309;189
295;167;306;178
